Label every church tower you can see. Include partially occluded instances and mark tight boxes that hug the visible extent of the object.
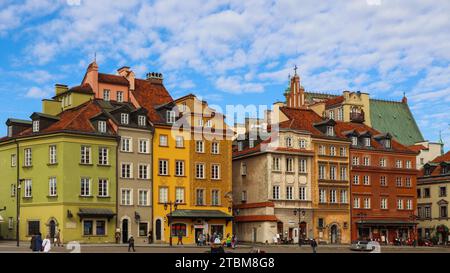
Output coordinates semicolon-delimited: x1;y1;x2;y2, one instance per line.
285;66;305;108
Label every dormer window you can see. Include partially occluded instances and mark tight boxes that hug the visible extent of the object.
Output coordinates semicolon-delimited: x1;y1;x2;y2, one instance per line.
443;165;448;175
326;126;335;137
120;113;129;125
364;137;371;147
206;120;212;128
138;115;146;127
351;136;358;146
425;167;432;176
238;142;243;151
32;120;39;133
103;90;110;101
98;121;107;133
385;139;391;149
329;111;334;120
167;111;176;124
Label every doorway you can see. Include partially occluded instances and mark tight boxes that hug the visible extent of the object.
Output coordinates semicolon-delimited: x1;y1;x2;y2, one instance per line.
330;225;338;244
299;222;307;239
122;219;129;243
195;228;204;245
155;219;162;241
49;220;56;240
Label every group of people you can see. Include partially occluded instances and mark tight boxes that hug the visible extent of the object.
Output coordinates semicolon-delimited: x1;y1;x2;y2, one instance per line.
30;229;62;253
196;232;237;249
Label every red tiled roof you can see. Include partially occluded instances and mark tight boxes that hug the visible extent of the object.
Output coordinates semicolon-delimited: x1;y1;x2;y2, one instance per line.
132;79;173;123
325;96;344;108
431;151;450;163
98;73;129;86
408;144;427;152
419;151;450;177
234;202;275;209
334;121;415;153
278;107;327;136
234;215;279;223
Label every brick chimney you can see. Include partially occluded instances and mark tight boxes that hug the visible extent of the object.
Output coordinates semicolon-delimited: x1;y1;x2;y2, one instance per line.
285;67;305;109
117;66;135;91
146;72;164;84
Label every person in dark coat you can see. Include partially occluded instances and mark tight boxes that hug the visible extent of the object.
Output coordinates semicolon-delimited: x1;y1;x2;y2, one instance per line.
33;233;43;252
30;234;36;251
311;238;318;253
128;236;135;252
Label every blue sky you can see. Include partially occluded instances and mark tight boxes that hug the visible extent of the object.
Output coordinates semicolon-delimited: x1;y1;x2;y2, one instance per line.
0;0;449;151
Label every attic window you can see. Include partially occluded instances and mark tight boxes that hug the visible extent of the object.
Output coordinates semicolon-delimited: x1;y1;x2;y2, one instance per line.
167;111;176;124
121;113;129;125
32;120;40;133
138;115;146;127
103;90;110;101
425;167;431;176
385;139;391;149
98;121;107;133
326;126;335;137
117;91;124;103
351;136;358;146
364;137;371;147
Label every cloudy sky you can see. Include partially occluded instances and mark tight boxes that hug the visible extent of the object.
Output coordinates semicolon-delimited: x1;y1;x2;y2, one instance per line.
0;0;449;151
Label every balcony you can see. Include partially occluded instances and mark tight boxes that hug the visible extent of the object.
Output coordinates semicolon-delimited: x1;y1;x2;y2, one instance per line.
350;110;365;123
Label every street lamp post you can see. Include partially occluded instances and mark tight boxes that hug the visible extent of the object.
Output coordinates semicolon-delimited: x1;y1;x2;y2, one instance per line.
164;201;178;247
293;209;305;247
16;179;24;247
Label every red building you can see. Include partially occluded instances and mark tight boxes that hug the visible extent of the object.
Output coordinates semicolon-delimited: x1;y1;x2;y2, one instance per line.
334;121;419;244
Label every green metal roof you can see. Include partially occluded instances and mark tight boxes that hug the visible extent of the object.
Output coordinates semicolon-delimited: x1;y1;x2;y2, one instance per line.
370;99;424;146
169;210;233;219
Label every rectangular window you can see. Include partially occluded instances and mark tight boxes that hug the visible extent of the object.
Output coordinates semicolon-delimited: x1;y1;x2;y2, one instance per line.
176;136;184;148
80;146;91;164
98;147;109;165
241;191;247;202
405;177;412;188
80;178;91;197
364;137;371;147
10;184;16;197
196;141;205;153
138;164;149;179
175;160;185;176
83;220;93;236
340;190;348;204
319;145;326;155
166;111;176;124
396;177;402;187
206;120;212;128
211;142;220;154
96;220;106;236
8;217;13;230
138;139;149;154
380;176;387;186
299;159;307;173
138;115;146;127
159;187;168;203
117;91;124;103
353;175;360;185
49;177;57;197
24;148;32;167
159;160;168;175
396;160;403;168
139;223;148;237
299;187;306;200
28;221;40;236
98;120;107;133
330;165;337;180
98;179;108;197
24;179;32;198
330;146;336;156
211;164;220;180
121;137;132;152
319;189;327;203
326;126;334;136
319;165;326;180
121;163;133;178
380;158;386;167
352;156;359;166
353;197;360;209
159;135;168;147
397;199;404;210
196;189;205;205
273;157;281;171
32;120;39;132
330;190;337;203
424;188;431;198
299;139;306;149
352;137;358;146
286;186;293;200
272;186;280;200
363;176;370;185
241;162;247;176
198;119;203;127
196;163;205;179
212;190;220;206
363;157;370;166
340;166;347;180
406;160;412;169
176;188;185;204
286;158;294;172
103;90;110;101
138;190;149;206
406;200;413;211
49;145;57;164
120;113;129;125
381;198;388;209
364;198;371;209
440;187;447;197
121;189;132;205
11;154;17;167
339;147;346;157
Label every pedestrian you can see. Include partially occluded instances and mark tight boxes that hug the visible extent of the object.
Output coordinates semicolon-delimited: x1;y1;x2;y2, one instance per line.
42;235;52;253
54;229;62;247
33;233;43;252
148;231;153;244
231;235;237;249
206;234;210;245
177;231;183;245
311;238;318;253
128;236;136;252
226;233;232;248
276;233;280;245
30;234;36;252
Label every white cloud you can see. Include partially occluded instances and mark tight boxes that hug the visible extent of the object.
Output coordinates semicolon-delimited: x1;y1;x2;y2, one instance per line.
216;76;264;94
25;86;50;98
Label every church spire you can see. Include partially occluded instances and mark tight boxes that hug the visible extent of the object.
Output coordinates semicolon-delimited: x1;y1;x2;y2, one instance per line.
285;65;305;109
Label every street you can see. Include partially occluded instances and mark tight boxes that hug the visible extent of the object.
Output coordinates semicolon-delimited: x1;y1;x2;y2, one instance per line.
1;241;449;253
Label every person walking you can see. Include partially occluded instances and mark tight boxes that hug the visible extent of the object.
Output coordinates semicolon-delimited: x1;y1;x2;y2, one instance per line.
148;231;153;244
54;229;62;247
226;234;232;248
177;231;183;245
311;238;318;253
42;235;52;253
30;234;36;252
128;236;136;252
231;235;237;249
33;233;43;252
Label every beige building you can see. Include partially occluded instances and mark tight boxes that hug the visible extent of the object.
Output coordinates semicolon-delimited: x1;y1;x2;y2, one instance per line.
409;140;444;170
97;101;153;244
417;151;450;244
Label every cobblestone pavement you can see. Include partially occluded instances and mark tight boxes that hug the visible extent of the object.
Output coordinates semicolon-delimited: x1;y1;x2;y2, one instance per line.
1;241;449;253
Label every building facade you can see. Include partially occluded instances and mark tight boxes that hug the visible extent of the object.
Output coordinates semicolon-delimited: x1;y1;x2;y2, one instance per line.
417;152;450;245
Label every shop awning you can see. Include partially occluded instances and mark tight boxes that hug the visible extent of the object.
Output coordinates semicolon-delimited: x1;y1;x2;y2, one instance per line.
77;208;116;221
356;219;417;226
168;210;233;220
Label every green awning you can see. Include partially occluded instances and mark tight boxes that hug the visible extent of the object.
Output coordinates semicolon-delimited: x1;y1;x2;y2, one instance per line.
168;210;233;220
356;219;417;226
78;208;116;219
